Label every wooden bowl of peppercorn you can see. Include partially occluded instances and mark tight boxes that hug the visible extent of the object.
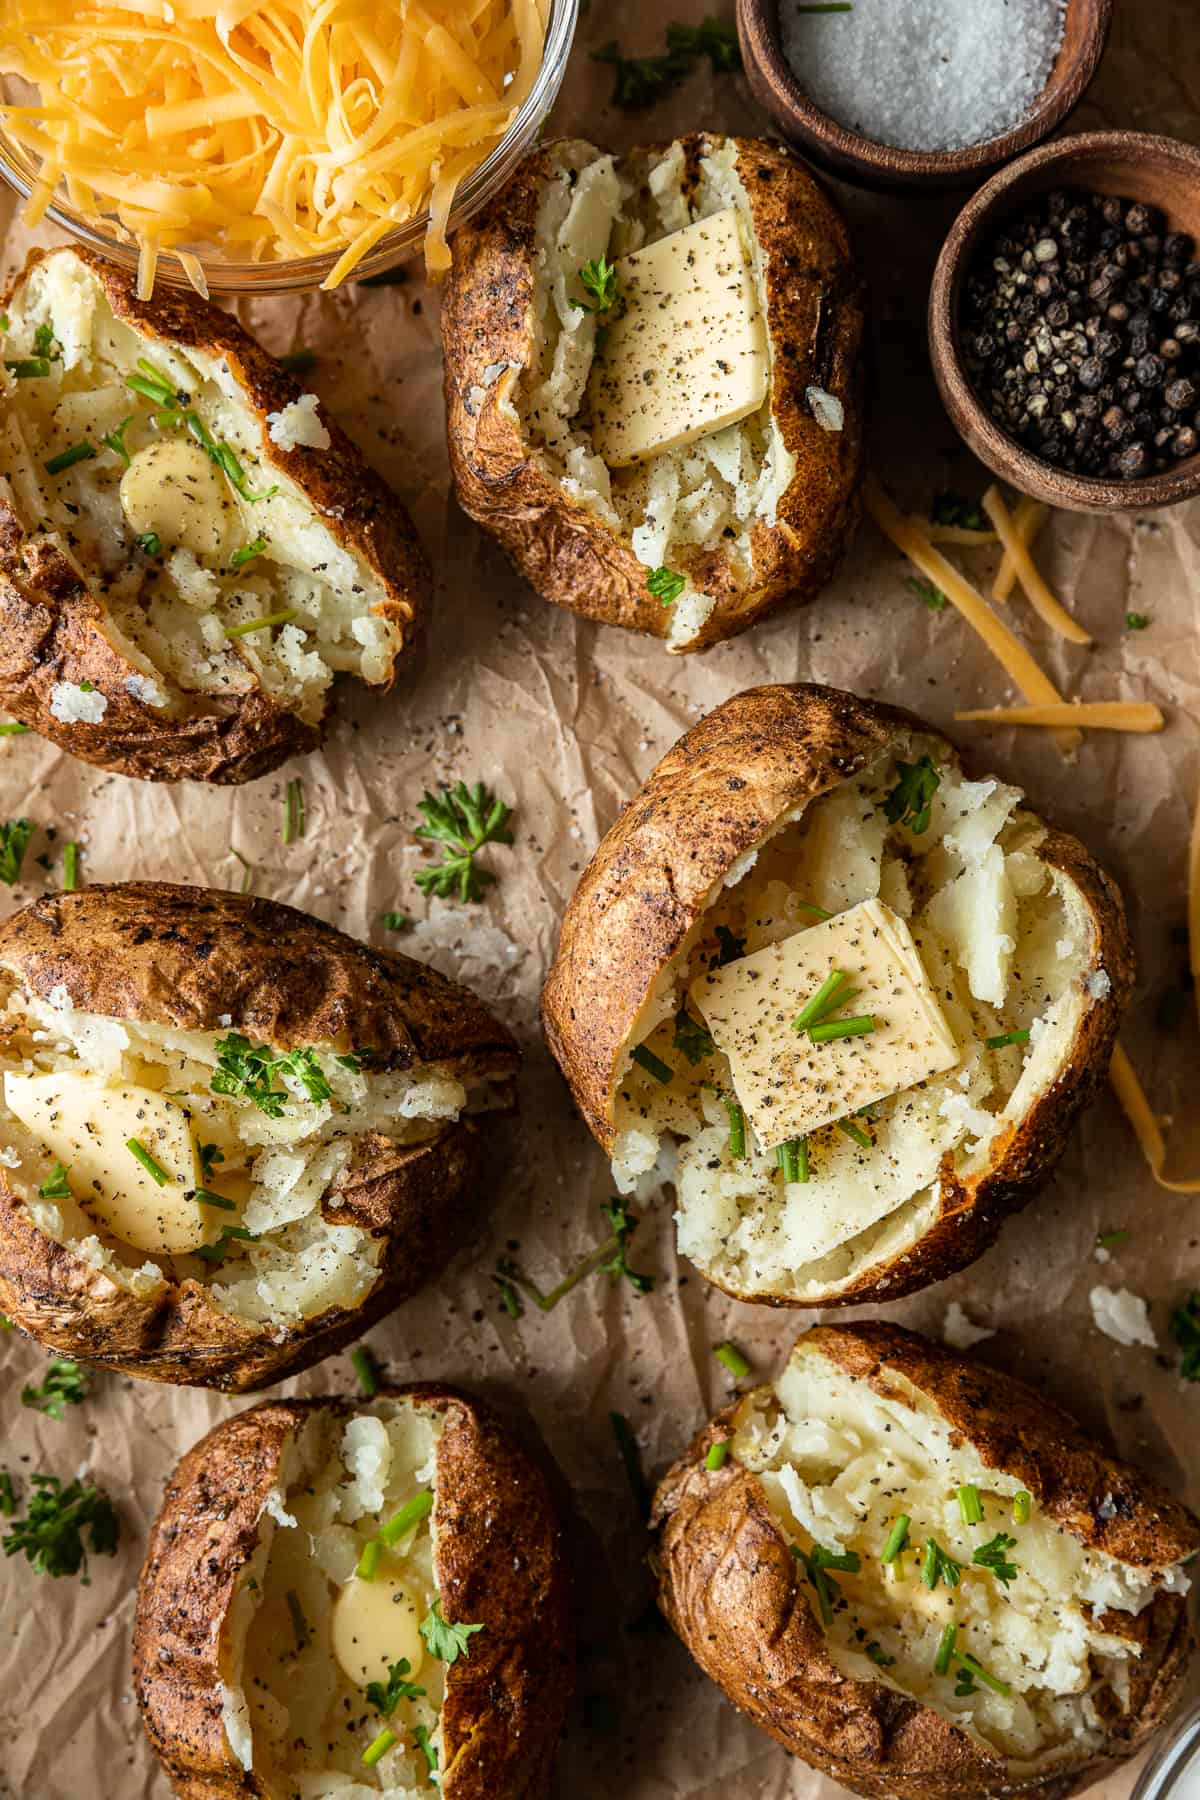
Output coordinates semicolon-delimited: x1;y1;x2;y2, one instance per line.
930;131;1200;511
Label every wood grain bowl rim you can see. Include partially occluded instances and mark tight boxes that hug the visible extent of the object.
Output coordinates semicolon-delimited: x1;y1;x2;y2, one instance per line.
735;0;1114;191
928;130;1200;513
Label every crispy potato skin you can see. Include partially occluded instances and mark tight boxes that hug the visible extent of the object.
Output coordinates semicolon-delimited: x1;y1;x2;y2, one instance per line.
652;1323;1200;1800
541;683;1133;1307
0;884;519;1390
0;245;431;784
442;135;865;649
133;1387;574;1800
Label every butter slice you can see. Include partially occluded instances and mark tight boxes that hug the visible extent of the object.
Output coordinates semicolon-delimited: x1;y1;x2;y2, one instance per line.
690;899;960;1149
587;208;769;468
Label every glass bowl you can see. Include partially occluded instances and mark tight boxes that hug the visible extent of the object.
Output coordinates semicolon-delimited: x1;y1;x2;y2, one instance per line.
0;0;578;295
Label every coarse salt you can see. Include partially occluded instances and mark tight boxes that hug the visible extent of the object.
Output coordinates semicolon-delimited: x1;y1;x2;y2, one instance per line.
780;0;1066;154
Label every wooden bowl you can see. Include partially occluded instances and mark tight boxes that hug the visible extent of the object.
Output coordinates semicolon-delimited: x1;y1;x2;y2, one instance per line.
736;0;1112;192
929;131;1200;513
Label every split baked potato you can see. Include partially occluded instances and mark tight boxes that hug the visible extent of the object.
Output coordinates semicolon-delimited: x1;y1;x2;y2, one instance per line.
0;883;518;1391
135;1384;573;1798
653;1322;1200;1800
542;683;1131;1307
0;246;430;783
442;134;864;652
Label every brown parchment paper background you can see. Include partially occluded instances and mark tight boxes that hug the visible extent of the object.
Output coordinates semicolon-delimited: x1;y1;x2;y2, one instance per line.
2;4;1200;1796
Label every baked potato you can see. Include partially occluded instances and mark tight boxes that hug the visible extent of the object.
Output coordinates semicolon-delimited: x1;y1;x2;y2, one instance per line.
652;1321;1200;1800
134;1383;573;1798
0;883;519;1391
442;134;864;652
542;683;1131;1308
0;245;430;783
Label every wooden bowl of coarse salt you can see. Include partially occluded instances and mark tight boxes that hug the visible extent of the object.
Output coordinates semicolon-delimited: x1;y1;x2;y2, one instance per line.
736;0;1112;192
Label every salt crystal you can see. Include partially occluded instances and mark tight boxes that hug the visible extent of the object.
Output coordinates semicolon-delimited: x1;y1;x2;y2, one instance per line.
780;0;1066;154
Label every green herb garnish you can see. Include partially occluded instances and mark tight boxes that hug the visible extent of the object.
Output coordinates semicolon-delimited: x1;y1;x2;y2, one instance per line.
1125;612;1150;631
414;780;514;903
957;1652;1010;1696
211;1033;289;1115
366;1656;426;1717
810;1015;875;1043
931;491;986;530
361;1727;397;1768
986;1029;1030;1050
0;721;29;735
1012;1490;1032;1525
672;1001;713;1065
101;416;135;466
957;1485;983;1526
631;1043;673;1085
193;1189;236;1211
379;1489;434;1547
419;1598;483;1665
412;1725;438;1782
44;442;97;476
38;1163;71;1201
61;840;80;892
884;754;940;834
21;1358;88;1420
837;1117;873;1149
973;1532;1019;1586
126;1138;169;1185
905;575;948;611
0;1472;16;1517
356;1538;382;1582
881;1515;910;1563
724;1096;746;1160
136;531;162;556
194;1224;258;1264
792;1541;860;1624
645;565;686;606
382;911;410;931
570;255;619;314
591;18;739;109
793;969;854;1033
197;1143;224;1181
3;1474;118;1579
282;776;304;843
866;1641;895;1665
934;1622;957;1674
705;1440;729;1471
5;357;50;379
775;1136;808;1183
714;1340;750;1379
495;1199;654;1316
0;818;33;885
712;924;746;966
921;1537;961;1590
351;1345;380;1397
1170;1293;1200;1380
230;538;268;570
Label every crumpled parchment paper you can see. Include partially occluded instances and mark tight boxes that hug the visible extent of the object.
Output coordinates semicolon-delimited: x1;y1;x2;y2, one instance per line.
1;2;1199;1795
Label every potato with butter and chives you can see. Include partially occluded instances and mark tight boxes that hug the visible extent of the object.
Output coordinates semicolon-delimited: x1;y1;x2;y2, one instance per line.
0;883;519;1391
542;683;1132;1308
653;1321;1200;1799
134;1385;573;1799
0;246;430;783
442;134;865;652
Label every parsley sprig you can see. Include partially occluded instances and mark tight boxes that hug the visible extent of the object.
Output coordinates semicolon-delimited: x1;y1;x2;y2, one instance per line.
672;1001;714;1065
21;1358;88;1420
0;818;33;885
3;1474;118;1580
414;781;514;903
973;1531;1019;1586
366;1656;426;1717
419;1598;483;1665
493;1198;653;1317
591;18;740;108
570;256;619;315
884;755;940;836
1170;1293;1200;1380
210;1033;332;1116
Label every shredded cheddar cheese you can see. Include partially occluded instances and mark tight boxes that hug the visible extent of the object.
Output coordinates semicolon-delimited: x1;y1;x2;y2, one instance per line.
863;477;1081;755
0;0;548;289
982;485;1091;646
954;702;1165;734
918;522;999;547
993;496;1046;603
1110;1044;1200;1193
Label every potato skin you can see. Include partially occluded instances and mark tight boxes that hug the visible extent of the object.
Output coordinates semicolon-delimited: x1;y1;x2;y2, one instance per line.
652;1322;1200;1800
541;682;1133;1307
0;884;520;1390
0;245;431;784
133;1386;574;1800
442;135;865;650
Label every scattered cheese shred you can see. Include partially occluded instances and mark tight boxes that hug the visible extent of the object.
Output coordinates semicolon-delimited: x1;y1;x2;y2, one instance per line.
982;485;1091;646
993;496;1047;603
917;522;1000;547
954;702;1165;733
1109;1044;1200;1193
0;0;548;288
863;476;1081;754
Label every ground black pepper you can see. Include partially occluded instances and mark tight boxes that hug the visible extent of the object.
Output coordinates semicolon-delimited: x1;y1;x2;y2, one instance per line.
960;189;1200;479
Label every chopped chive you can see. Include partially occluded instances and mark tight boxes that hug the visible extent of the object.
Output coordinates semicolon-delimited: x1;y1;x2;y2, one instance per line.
645;565;686;606
705;1440;729;1471
126;371;176;405
776;1137;808;1183
630;1043;673;1085
793;968;852;1032
1125;611;1150;632
44;442;97;475
794;900;832;919
126;1138;169;1184
866;1641;895;1667
379;1489;433;1546
934;1622;957;1675
922;1537;961;1589
1096;1229;1129;1250
278;349;316;373
5;357;50;378
610;1411;649;1516
809;1014;876;1043
957;1485;983;1526
714;1340;750;1379
231;848;254;895
986;1029;1031;1050
958;1652;1011;1696
101;415;135;466
356;1538;382;1582
285;1588;308;1648
230;537;268;570
136;531;162;556
61;840;80;891
193;1188;236;1210
351;1345;379;1397
880;1514;910;1563
0;722;29;735
724;1097;746;1160
362;1726;397;1768
1012;1490;1032;1525
225;608;296;638
282;776;304;844
837;1118;872;1149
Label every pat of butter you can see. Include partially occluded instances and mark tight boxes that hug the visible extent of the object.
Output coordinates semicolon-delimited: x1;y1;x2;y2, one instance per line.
4;1070;208;1254
331;1572;424;1689
587;208;769;468
690;899;960;1148
120;436;236;561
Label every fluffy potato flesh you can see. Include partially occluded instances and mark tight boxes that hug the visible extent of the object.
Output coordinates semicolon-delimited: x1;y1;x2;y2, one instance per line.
513;138;795;650
220;1397;448;1796
611;739;1102;1301
0;977;492;1329
732;1343;1192;1767
0;251;401;724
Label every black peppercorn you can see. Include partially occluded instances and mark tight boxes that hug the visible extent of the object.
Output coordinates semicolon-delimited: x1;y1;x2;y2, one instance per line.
1165;376;1196;411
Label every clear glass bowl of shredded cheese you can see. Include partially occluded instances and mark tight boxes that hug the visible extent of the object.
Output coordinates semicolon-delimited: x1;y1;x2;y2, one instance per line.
0;0;577;297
